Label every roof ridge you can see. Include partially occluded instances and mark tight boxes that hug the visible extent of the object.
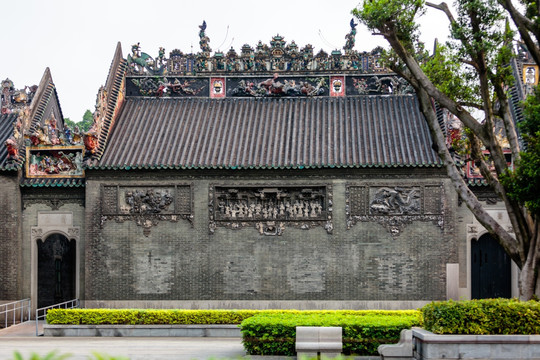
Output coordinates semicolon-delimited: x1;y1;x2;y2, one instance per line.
89;44;127;161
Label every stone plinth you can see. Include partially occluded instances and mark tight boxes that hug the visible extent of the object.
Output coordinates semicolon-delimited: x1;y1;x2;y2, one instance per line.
44;324;241;337
413;328;540;360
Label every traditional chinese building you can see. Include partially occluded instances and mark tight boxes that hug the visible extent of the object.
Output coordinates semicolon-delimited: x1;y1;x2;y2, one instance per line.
0;23;527;311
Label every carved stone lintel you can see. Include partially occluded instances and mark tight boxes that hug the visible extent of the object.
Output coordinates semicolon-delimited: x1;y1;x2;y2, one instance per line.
23;198;85;210
30;225;80;242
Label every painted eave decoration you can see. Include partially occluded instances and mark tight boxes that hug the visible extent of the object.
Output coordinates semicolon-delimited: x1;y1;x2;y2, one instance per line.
26;145;85;178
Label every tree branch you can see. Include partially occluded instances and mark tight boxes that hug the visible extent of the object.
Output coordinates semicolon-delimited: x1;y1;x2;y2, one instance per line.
381;27;488;139
499;0;540;65
457;101;483;110
414;86;522;265
460;58;480;71
469;132;505;197
426;2;456;23
499;0;537;32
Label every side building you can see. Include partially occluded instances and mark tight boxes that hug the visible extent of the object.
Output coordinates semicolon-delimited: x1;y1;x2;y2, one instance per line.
0;26;527;310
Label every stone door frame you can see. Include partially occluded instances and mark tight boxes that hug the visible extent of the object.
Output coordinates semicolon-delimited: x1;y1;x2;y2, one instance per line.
31;211;80;314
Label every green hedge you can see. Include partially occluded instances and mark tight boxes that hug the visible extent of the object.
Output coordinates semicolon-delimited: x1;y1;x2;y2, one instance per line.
422;299;540;335
46;308;419;325
240;312;422;356
46;309;265;325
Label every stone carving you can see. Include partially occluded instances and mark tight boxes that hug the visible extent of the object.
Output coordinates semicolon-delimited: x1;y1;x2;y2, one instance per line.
102;186;118;214
209;185;332;235
23;194;84;210
100;185;193;236
369;187;421;215
123;189;173;214
31;228;43;238
67;227;80;238
347;184;444;238
256;221;285;236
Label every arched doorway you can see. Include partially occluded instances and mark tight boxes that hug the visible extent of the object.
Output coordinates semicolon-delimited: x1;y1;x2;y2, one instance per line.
471;233;511;299
37;234;76;308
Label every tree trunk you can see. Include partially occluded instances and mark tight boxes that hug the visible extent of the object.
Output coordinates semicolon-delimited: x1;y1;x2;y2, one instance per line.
519;227;540;300
519;260;539;300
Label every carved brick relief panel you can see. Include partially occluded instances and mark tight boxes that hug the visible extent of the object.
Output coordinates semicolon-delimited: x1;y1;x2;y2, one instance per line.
209;185;333;235
100;184;193;236
346;184;444;237
23;194;85;211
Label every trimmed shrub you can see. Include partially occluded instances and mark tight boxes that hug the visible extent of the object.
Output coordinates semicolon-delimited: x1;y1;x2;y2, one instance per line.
46;309;264;325
421;299;540;335
240;312;422;356
46;308;420;326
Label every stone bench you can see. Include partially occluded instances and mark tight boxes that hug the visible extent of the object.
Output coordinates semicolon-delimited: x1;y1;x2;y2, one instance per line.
296;326;342;358
378;329;413;360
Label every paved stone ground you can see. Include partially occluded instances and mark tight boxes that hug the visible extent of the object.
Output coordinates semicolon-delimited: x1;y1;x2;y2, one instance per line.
0;322;379;360
0;337;248;360
0;322;248;360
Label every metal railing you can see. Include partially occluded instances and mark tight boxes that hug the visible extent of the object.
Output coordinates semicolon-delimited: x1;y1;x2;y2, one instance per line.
0;299;31;329
35;299;79;336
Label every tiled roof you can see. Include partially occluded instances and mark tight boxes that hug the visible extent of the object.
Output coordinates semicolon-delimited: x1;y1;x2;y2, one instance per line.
20;178;85;188
0;113;20;170
0;68;64;171
94;95;441;170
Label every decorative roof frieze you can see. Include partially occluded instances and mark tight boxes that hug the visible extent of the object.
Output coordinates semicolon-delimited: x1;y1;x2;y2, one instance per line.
126;20;388;76
126;74;414;98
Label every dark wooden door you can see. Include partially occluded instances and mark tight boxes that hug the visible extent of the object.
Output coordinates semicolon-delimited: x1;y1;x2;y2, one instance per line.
37;234;76;308
471;234;511;299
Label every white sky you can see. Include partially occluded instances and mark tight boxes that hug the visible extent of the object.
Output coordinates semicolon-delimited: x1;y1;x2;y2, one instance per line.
0;0;450;121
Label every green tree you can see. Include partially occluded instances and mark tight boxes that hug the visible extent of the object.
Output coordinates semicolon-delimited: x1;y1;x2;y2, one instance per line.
63;117;77;129
354;0;540;299
79;109;94;132
63;109;94;132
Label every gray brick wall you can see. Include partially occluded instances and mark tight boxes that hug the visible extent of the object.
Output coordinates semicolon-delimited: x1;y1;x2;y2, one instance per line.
0;173;21;300
84;168;459;302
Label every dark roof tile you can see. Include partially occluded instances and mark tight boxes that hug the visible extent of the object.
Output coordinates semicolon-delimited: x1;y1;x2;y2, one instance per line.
96;95;441;170
0;113;21;170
